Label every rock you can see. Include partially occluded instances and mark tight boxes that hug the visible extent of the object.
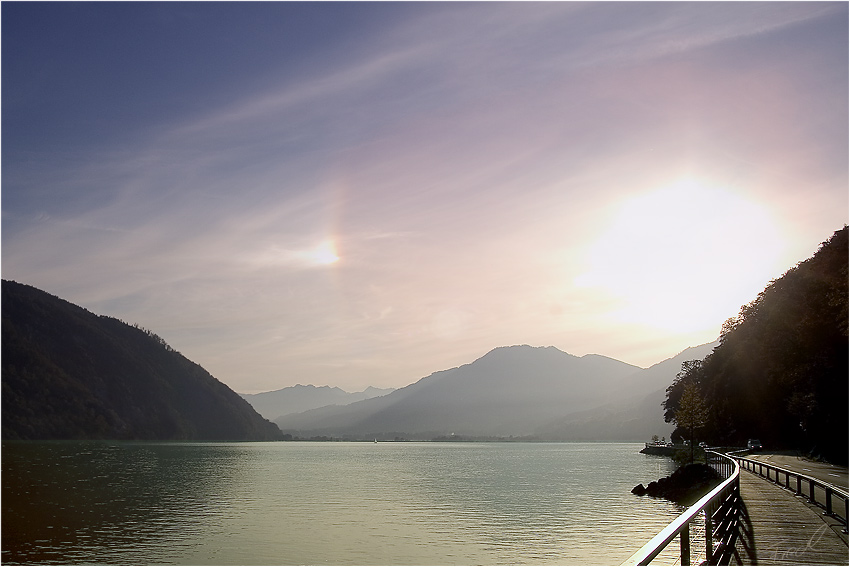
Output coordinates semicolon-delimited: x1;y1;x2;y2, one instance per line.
633;464;721;505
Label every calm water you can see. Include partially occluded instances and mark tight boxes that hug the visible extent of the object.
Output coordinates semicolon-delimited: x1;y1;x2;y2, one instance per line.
2;441;684;565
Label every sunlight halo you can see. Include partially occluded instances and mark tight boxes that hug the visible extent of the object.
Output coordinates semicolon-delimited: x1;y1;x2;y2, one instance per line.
575;179;786;335
306;240;340;265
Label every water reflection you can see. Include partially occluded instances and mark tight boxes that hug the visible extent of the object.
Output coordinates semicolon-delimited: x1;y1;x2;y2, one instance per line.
360;443;683;564
2;441;256;564
3;442;683;565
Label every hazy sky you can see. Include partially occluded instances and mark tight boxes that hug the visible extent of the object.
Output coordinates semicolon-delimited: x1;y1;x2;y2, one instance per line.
3;2;847;394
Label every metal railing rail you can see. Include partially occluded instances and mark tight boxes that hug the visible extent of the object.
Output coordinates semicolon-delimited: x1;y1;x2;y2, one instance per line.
623;451;740;566
732;454;849;530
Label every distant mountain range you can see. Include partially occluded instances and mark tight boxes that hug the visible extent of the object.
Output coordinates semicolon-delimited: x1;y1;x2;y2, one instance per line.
240;385;395;421
275;342;718;441
6;231;840;447
0;279;718;444
1;280;282;441
533;342;718;441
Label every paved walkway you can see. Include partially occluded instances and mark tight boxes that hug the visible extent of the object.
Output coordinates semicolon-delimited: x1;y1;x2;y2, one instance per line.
733;469;848;565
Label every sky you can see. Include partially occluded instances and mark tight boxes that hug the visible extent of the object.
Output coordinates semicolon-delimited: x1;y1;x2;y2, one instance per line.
3;2;848;394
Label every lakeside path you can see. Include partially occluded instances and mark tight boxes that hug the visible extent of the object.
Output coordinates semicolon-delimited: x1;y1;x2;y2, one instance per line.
734;468;848;565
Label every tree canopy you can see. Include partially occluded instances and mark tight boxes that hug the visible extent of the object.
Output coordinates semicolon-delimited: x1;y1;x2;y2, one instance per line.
663;226;848;464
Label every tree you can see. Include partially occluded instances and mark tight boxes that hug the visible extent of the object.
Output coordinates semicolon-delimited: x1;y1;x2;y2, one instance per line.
663;360;703;427
675;382;709;463
664;227;848;463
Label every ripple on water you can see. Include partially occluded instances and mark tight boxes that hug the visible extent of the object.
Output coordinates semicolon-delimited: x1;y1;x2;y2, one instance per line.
3;442;683;565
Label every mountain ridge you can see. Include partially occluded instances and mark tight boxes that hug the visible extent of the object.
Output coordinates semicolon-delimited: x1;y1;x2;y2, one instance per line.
1;279;719;444
240;384;395;421
1;280;282;441
534;342;719;441
275;342;716;440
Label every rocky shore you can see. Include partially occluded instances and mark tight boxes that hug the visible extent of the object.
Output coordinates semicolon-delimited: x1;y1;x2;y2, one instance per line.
632;463;721;505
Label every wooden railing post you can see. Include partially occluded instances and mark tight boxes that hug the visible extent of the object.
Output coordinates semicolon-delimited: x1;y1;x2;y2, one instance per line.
825;487;834;516
680;523;690;566
704;506;713;564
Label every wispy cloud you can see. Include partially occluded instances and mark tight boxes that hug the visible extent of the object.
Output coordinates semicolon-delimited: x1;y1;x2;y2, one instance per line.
3;3;846;391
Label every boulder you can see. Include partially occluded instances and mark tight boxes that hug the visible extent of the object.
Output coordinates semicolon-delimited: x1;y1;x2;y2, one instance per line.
633;463;721;505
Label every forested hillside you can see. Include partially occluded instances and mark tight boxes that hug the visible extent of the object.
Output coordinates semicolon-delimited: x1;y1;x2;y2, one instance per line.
2;280;283;441
663;227;848;464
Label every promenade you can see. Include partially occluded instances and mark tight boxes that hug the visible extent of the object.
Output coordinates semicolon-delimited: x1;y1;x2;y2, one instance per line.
624;450;848;565
734;468;848;565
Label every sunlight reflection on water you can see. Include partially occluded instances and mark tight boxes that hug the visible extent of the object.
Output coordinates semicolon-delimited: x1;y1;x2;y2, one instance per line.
3;441;684;565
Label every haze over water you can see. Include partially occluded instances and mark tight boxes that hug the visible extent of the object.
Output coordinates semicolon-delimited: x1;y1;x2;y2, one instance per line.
4;442;683;565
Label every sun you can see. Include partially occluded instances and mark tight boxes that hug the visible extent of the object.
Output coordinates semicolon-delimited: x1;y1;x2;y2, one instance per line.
575;178;786;335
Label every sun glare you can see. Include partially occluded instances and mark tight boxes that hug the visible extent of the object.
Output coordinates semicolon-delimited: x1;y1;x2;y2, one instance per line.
576;179;786;335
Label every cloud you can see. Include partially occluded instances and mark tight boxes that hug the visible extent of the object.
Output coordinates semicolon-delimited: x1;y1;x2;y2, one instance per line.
171;45;433;138
2;2;846;391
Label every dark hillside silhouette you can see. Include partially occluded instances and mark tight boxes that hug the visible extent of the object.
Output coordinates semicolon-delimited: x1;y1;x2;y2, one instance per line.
2;280;282;441
663;227;848;464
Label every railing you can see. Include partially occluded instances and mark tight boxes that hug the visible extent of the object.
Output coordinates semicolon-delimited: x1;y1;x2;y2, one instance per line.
732;454;849;531
623;451;741;565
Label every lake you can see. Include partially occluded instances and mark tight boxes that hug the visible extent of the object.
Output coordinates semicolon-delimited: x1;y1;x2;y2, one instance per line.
2;441;684;565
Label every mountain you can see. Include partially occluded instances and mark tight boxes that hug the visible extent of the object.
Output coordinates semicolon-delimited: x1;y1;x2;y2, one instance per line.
534;341;718;441
240;384;395;421
275;344;713;440
617;342;720;399
1;280;282;441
